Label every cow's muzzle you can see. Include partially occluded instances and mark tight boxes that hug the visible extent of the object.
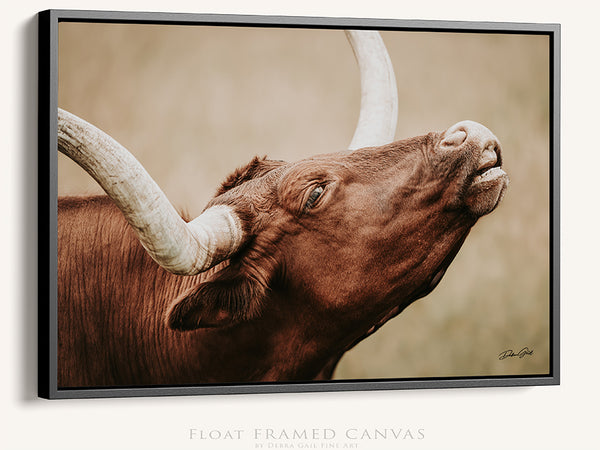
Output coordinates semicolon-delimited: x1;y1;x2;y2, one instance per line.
442;120;509;216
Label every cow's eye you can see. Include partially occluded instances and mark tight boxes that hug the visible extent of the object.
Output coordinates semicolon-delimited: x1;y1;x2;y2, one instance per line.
304;185;324;210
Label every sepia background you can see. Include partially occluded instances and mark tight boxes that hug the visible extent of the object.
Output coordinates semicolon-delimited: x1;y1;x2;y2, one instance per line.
58;23;550;380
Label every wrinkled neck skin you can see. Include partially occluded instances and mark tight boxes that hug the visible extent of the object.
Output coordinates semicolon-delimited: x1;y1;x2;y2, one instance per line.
195;290;348;382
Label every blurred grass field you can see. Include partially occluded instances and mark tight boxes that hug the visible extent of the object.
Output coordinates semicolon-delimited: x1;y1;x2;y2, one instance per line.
58;23;550;379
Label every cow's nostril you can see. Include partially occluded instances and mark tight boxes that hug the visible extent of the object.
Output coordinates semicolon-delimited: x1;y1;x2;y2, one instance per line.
441;129;467;148
477;142;500;172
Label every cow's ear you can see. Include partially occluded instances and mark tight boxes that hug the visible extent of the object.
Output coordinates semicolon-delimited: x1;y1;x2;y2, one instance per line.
165;268;266;330
215;156;286;196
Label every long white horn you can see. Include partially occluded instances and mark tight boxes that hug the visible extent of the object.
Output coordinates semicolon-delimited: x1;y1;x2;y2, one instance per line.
57;108;244;275
345;30;398;150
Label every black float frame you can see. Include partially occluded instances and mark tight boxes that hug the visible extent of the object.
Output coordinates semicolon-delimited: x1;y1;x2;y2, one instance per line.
38;9;561;399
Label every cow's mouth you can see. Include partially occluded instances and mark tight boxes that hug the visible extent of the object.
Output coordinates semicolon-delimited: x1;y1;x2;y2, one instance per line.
474;165;506;182
465;147;509;216
472;166;508;192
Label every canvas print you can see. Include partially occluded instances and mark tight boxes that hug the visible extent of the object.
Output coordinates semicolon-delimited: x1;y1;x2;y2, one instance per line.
52;19;552;392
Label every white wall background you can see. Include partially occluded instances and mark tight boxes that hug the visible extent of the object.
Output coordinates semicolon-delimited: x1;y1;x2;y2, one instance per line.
2;1;597;449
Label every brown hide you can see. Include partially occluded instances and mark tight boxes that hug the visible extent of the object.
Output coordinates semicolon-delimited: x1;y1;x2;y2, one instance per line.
57;123;507;387
59;196;328;385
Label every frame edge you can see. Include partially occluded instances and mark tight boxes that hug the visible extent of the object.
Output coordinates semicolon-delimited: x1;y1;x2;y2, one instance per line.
38;9;59;400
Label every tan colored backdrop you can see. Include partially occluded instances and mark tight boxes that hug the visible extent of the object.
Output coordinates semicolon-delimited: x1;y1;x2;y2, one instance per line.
58;23;550;379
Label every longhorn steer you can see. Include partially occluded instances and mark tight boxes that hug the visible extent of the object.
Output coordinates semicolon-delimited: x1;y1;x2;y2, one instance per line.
56;31;508;388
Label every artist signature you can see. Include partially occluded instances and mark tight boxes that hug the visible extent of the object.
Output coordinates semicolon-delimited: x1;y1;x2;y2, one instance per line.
499;347;534;360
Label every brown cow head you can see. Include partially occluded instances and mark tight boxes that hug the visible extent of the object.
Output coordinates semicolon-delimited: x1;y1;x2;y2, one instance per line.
166;120;508;336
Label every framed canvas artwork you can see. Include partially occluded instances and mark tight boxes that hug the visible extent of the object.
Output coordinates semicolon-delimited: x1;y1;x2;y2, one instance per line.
38;10;560;399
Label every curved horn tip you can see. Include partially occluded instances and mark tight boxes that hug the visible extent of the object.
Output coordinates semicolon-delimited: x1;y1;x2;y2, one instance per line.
344;30;399;150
